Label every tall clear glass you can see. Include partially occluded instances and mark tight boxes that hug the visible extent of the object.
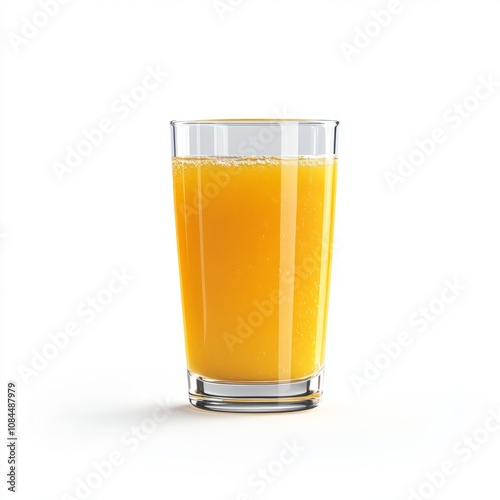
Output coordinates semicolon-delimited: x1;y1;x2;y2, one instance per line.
171;119;339;412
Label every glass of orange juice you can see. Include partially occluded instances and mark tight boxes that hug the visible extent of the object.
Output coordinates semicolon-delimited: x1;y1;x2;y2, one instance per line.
171;119;339;412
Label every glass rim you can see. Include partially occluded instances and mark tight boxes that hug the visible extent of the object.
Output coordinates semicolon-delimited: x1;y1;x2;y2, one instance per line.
171;118;339;126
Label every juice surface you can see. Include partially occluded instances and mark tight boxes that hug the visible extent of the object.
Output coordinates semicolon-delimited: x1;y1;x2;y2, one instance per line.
172;156;337;381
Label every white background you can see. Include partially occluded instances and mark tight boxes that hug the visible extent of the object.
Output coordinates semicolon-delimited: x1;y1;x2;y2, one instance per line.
1;0;500;499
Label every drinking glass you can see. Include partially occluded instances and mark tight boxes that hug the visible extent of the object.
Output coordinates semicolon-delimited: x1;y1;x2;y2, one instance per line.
171;119;339;412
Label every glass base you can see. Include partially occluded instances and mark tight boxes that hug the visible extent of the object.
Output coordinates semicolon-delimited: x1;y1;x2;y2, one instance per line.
187;370;323;413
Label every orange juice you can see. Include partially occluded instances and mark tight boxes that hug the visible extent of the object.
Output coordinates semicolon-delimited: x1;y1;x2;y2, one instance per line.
172;156;337;382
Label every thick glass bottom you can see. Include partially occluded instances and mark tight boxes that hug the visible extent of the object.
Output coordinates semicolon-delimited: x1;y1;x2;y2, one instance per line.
187;370;323;413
